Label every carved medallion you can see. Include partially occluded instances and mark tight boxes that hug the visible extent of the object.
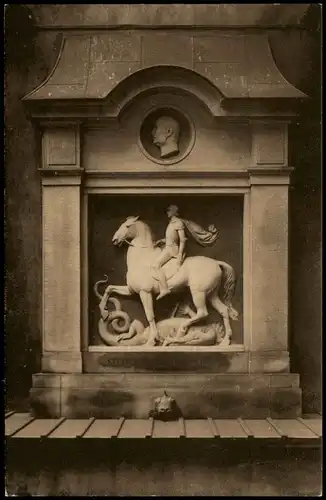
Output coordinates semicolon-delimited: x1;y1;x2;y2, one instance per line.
139;107;195;165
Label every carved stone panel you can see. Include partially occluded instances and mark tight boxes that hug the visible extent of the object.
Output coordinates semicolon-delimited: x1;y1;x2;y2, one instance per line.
43;127;78;167
142;34;193;68
252;123;288;165
90;33;141;62
88;195;244;347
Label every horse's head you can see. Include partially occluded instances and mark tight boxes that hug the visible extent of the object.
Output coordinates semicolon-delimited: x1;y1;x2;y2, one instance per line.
112;216;140;246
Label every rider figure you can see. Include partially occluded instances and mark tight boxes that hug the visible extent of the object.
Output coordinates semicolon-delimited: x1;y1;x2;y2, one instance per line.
152;204;187;300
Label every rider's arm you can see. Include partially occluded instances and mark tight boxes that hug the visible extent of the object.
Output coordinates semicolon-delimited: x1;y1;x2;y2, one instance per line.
177;229;187;260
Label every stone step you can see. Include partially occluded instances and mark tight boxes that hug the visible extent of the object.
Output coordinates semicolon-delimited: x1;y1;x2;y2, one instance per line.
6;412;321;442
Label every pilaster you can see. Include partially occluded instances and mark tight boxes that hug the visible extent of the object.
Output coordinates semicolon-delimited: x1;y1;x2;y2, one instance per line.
247;119;291;371
41;123;83;373
249;175;290;352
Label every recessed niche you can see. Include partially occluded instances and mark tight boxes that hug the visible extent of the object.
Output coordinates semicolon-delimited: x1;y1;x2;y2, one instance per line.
88;194;244;346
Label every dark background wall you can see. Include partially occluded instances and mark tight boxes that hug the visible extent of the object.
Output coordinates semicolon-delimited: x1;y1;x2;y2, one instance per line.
5;5;321;412
5;5;62;405
287;6;322;413
88;195;243;345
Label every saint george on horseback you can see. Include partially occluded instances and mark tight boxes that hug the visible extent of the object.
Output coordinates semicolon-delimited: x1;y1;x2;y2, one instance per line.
152;204;219;300
98;208;238;347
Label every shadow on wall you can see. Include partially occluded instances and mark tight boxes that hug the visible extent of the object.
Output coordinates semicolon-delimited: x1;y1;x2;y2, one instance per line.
289;124;321;413
287;5;321;414
256;2;322;414
268;4;321;99
258;4;310;26
5;5;37;70
5;5;62;403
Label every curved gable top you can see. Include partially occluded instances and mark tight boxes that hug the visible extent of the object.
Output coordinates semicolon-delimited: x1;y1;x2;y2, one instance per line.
23;33;307;102
33;4;311;28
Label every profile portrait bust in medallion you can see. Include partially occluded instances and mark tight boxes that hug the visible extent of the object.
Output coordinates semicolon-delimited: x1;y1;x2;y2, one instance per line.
152;116;180;159
139;107;195;165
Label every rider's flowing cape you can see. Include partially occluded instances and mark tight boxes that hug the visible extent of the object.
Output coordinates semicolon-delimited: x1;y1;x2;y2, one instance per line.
182;219;219;247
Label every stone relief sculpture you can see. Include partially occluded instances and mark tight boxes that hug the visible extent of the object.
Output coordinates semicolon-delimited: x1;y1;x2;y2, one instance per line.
152;116;180;159
94;206;239;348
93;288;225;346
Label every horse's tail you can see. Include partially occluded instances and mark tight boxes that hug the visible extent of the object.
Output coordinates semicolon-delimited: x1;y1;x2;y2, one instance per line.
217;261;239;321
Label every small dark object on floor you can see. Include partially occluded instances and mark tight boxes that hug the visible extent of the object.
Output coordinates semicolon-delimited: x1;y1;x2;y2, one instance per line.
149;391;183;421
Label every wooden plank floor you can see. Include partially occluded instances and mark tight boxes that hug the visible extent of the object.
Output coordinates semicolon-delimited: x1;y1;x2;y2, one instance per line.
5;413;322;443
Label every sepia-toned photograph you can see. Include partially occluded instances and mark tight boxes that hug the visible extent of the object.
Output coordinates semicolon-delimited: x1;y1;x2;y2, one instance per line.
5;4;322;496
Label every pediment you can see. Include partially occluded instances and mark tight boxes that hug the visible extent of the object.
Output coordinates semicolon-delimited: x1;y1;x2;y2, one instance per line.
23;32;307;119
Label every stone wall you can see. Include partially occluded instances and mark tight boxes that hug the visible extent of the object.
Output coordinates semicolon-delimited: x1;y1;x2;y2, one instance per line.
5;6;62;401
6;442;321;496
288;5;321;413
5;4;321;412
31;4;311;27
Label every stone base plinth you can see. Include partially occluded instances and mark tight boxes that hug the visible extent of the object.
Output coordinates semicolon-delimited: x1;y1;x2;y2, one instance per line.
30;372;302;419
83;348;291;373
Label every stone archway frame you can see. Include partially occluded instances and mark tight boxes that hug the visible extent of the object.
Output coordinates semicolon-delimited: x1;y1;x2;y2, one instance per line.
103;66;225;119
22;33;308;379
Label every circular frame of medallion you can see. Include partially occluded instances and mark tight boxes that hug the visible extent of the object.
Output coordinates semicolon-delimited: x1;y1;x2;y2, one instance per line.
138;106;196;165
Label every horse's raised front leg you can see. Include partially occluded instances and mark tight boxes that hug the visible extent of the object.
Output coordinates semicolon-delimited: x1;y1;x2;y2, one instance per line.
139;290;158;347
104;284;133;296
99;285;133;319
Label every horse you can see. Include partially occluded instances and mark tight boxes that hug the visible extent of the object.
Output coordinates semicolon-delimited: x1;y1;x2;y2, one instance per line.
99;215;239;347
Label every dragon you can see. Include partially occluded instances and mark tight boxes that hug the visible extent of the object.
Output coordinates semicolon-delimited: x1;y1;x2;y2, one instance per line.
94;276;228;347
